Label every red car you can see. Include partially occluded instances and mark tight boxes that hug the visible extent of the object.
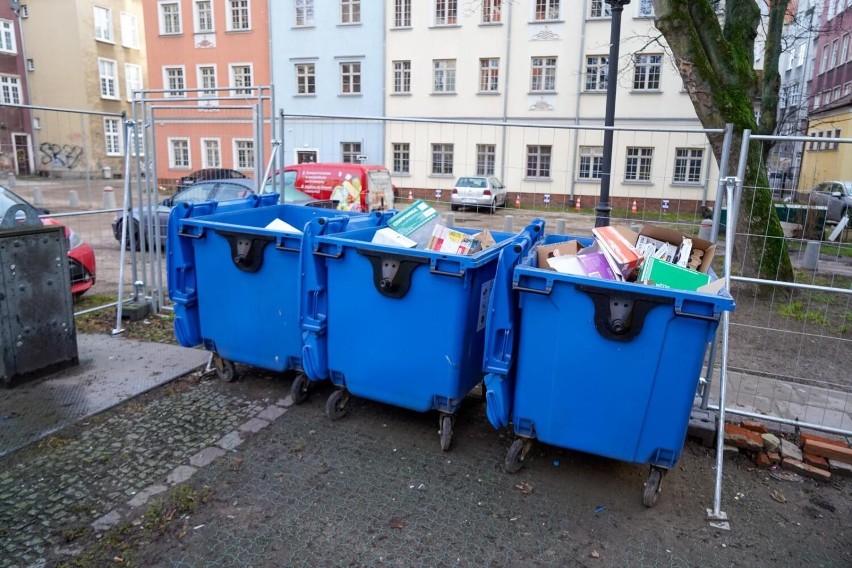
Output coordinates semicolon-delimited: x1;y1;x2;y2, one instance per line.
0;184;96;297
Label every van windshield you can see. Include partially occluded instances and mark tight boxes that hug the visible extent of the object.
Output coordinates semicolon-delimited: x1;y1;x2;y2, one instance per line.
261;170;298;195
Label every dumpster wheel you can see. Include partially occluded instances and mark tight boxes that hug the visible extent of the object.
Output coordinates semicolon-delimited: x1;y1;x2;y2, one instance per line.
291;373;311;404
505;438;532;473
326;389;350;421
439;415;454;451
643;467;665;508
213;355;237;383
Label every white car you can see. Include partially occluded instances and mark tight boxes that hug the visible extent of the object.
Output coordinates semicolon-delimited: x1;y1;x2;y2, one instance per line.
450;176;508;213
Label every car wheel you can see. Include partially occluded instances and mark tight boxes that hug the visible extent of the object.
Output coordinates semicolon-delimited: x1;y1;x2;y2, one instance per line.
451;204;460;212
117;219;142;251
489;198;496;214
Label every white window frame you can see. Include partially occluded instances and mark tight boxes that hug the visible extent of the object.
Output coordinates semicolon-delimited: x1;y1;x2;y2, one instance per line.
201;138;222;168
120;12;140;49
392;60;411;94
637;0;654;18
341;0;360;25
673;148;704;184
230;63;253;95
227;0;251;32
296;63;316;95
163;65;186;98
479;58;499;93
393;0;411;27
435;0;459;26
158;1;182;35
104;117;122;156
526;145;552;178
340;61;361;95
433;59;456;93
124;63;143;102
841;34;850;66
633;54;662;91
98;58;119;99
296;0;315;27
431;143;454;175
169;138;191;169
194;0;215;33
533;0;560;22
0;74;22;105
625;147;654;182
830;38;840;68
797;42;806;67
585;55;608;91
341;141;362;163
94;5;114;43
589;0;611;18
530;57;557;93
820;45;829;74
0;20;16;54
578;146;603;180
392;143;410;174
233;138;255;170
476;144;496;176
482;0;501;23
197;65;218;105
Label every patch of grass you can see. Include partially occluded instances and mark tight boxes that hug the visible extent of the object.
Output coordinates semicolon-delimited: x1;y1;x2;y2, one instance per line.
59;522;137;568
74;297;178;345
142;484;211;534
777;301;829;325
61;525;89;544
37;435;73;452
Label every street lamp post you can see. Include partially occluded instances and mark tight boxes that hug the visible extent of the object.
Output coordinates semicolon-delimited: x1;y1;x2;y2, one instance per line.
596;0;631;228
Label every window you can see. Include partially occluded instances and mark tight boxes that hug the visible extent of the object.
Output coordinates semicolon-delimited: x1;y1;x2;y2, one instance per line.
534;0;559;21
476;144;496;176
227;0;250;31
194;1;214;33
530;57;557;92
198;65;218;103
820;45;829;73
432;144;454;175
392;60;411;94
830;38;839;68
234;139;254;170
104;118;122;156
340;62;361;94
120;12;140;48
201;139;221;168
94;6;113;42
479;58;499;92
633;54;662;90
637;0;654;17
578;146;603;180
797;42;806;66
230;64;252;95
98;58;119;99
788;83;800;107
832;86;841;101
433;59;456;93
844;82;852;97
392;143;410;174
625;147;653;182
125;63;142;102
435;0;458;25
0;75;22;104
482;0;501;23
341;0;360;24
814;92;821;109
841;35;850;65
673;148;704;184
296;0;314;27
164;66;186;97
0;20;16;54
169;138;190;168
526;145;552;178
296;63;315;95
589;0;611;18
585;55;608;91
394;0;411;27
159;2;182;35
341;142;362;163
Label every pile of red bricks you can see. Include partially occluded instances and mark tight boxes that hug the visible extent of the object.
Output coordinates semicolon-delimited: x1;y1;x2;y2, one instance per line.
723;419;852;481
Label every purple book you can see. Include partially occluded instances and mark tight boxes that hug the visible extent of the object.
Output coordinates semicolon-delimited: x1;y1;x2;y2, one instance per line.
577;252;618;280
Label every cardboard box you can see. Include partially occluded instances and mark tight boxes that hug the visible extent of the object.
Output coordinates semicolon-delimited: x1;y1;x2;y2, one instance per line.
591;225;644;279
638;257;711;291
536;240;584;269
639;224;716;273
387;199;440;247
371;227;417;248
472;229;497;250
548;251;617;280
426;225;482;255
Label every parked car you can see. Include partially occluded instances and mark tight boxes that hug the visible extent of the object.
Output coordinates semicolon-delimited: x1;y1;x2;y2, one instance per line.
0;184;96;297
450;175;508;213
177;168;247;190
112;178;334;249
806;180;852;223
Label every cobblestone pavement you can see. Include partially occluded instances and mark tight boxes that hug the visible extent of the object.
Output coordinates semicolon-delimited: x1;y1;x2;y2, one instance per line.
2;366;847;568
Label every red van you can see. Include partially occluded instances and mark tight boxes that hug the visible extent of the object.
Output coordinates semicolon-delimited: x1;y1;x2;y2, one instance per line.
263;163;395;212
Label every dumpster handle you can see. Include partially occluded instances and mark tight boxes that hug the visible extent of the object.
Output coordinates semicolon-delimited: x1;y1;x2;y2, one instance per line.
215;229;275;273
357;249;429;298
576;285;672;342
674;305;720;323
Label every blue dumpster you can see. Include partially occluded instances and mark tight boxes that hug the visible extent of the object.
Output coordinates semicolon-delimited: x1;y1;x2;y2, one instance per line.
168;194;390;389
482;233;735;506
300;218;545;450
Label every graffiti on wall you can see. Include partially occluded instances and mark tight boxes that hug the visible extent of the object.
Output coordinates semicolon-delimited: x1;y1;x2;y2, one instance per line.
39;142;84;169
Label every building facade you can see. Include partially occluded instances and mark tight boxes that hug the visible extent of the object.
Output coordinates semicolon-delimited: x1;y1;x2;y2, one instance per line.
0;2;32;175
20;0;147;177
